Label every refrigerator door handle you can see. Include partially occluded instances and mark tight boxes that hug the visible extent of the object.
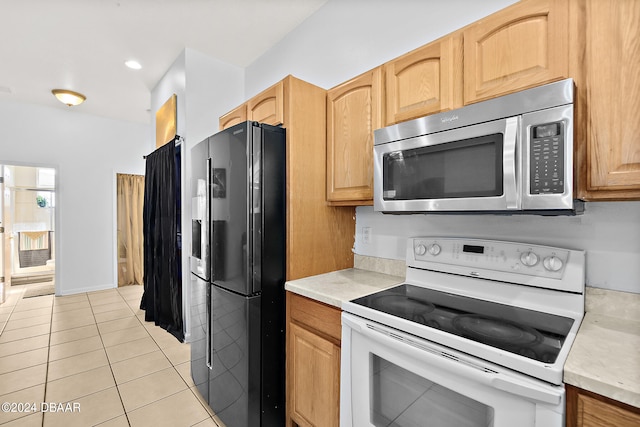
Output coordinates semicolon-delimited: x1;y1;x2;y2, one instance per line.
205;157;212;279
250;125;262;295
206;283;212;370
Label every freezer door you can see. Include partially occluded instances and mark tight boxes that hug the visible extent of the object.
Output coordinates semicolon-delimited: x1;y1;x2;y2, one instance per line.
209;122;254;295
189;273;209;402
209;285;260;427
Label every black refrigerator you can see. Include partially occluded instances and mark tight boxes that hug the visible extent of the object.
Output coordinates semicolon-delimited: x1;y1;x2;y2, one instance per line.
190;121;286;427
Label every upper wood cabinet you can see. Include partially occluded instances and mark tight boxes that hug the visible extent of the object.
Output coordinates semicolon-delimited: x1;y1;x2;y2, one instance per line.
570;0;640;200
384;33;463;126
326;67;382;205
247;80;284;126
463;0;569;104
219;104;247;131
219;76;355;280
219;79;284;130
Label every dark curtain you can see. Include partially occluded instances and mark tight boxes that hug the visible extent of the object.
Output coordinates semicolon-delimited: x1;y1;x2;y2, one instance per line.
140;140;184;342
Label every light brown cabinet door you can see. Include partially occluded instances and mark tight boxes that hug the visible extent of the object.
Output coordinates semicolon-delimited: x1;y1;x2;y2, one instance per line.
219;104;247;130
385;33;463;126
286;292;342;427
247;80;284;126
566;385;640;427
326;68;382;205
463;0;569;104
288;322;340;427
572;0;640;200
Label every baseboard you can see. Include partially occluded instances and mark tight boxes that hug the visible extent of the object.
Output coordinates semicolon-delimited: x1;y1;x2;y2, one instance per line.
57;283;117;296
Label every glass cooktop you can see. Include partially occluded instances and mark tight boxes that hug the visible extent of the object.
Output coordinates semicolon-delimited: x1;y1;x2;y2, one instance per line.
351;284;575;363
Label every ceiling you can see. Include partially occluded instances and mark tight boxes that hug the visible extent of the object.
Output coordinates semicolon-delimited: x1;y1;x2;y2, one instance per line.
0;0;328;124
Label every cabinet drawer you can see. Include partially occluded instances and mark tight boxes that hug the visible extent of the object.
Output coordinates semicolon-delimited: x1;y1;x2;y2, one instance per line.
288;292;341;343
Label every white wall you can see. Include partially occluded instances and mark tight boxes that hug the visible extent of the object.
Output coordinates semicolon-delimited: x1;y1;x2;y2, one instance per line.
151;48;244;341
184;48;245;145
0;99;149;295
355;204;640;294
151;50;187;150
242;0;640;294
245;0;517;96
150;47;244;149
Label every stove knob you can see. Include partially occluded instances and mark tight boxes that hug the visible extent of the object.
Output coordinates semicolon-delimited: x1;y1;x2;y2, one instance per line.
520;251;539;267
543;256;564;272
428;244;441;256
415;244;427;256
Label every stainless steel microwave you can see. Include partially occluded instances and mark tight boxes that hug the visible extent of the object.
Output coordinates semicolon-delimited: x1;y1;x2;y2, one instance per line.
373;79;583;215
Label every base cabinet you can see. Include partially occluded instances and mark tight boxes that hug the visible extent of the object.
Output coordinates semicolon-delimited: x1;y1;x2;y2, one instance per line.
566;385;640;427
286;292;341;427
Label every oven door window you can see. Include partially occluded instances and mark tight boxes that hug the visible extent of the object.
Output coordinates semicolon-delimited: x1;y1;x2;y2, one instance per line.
382;134;503;200
370;354;494;427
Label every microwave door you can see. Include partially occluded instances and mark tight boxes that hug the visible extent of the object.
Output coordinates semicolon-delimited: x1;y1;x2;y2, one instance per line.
374;117;520;213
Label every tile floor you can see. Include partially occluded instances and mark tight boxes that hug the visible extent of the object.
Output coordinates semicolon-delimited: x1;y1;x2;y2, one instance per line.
0;285;226;427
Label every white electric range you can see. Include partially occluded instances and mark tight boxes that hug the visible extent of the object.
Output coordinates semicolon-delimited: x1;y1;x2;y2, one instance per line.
341;237;585;427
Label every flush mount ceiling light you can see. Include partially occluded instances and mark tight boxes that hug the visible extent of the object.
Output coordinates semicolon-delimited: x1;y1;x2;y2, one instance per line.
51;89;86;106
125;60;142;70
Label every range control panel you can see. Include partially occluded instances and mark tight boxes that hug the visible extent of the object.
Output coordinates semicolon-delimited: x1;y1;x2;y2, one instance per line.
410;237;571;280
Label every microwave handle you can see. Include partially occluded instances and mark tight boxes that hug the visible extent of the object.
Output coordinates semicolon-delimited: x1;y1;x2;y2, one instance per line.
503;117;519;210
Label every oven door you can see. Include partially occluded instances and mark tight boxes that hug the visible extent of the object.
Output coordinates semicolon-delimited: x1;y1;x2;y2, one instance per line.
373;117;519;213
341;313;564;427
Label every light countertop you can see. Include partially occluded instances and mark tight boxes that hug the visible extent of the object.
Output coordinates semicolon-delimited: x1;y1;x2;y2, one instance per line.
285;268;403;308
563;287;640;408
285;258;640;409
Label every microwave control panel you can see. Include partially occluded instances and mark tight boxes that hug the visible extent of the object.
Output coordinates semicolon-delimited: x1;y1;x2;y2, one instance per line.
530;121;564;194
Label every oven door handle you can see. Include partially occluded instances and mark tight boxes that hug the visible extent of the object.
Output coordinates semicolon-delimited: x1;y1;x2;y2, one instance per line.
346;314;562;406
490;377;561;405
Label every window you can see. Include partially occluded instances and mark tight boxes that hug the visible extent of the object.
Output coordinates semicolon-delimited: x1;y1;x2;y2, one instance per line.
37;167;55;188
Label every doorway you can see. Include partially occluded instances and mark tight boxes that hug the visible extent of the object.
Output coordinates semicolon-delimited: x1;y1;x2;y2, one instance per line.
1;164;57;304
116;173;144;286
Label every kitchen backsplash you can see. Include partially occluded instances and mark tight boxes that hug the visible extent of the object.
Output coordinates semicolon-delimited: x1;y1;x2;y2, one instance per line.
354;254;405;278
354;201;640;294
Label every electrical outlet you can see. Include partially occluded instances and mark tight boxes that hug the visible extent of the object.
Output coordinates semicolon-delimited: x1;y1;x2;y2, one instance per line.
362;227;372;244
